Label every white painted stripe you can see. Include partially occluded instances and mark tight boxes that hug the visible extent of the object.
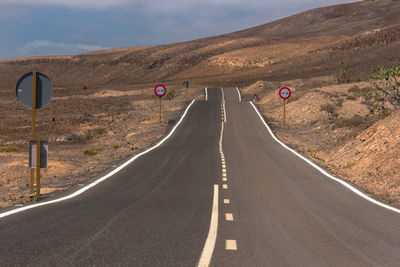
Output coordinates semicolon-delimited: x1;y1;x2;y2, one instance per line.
225;213;234;221
222;164;226;168
222;184;228;189
222;169;226;173
222;173;227;177
205;87;208;101
226;240;237;250
222;177;227;182
198;184;219;267
250;102;400;215
219;121;224;150
0;100;197;219
221;88;227;123
224;199;230;204
235;87;241;102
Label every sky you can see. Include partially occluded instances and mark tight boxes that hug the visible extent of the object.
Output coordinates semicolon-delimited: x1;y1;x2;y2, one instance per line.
0;0;360;60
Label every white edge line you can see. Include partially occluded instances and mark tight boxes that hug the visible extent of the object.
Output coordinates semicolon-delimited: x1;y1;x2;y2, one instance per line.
198;184;219;267
250;101;400;215
0;100;197;219
205;87;208;101
235;87;241;102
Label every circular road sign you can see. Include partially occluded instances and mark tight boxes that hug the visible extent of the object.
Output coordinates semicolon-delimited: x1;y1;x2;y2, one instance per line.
16;72;53;109
279;87;291;100
154;84;167;97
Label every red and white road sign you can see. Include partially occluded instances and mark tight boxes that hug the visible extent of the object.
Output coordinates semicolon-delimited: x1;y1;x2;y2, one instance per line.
251;94;260;102
279;87;291;100
154;84;167;97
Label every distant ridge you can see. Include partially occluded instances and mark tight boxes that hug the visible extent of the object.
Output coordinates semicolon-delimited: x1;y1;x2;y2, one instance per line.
1;0;399;90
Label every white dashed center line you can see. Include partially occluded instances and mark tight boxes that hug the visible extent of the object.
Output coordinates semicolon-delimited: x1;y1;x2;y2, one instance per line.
225;213;234;221
226;240;237;251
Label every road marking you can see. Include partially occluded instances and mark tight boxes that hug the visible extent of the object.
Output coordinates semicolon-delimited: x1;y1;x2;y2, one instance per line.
221;88;226;123
235;87;241;102
205;87;208;101
223;173;227;177
225;240;237;250
225;213;234;221
224;199;230;204
198;184;219;267
219;122;224;150
222;184;228;189
222;169;226;173
250;101;400;215
222;177;227;182
222;164;226;168
0;101;198;219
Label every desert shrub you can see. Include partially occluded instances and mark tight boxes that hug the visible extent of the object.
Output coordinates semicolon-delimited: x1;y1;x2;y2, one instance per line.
336;115;365;128
320;103;336;114
346;95;357;100
335;63;350;83
165;91;175;100
348;85;361;94
130;146;138;151
0;146;18;152
83;149;97;156
367;65;400;113
113;144;120;149
325;92;339;98
86;128;107;139
335;98;344;107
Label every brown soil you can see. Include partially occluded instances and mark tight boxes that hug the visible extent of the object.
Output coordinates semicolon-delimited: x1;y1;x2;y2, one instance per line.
0;85;203;207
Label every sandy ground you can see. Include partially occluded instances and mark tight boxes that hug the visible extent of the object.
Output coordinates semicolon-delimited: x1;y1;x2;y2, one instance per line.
0;85;203;208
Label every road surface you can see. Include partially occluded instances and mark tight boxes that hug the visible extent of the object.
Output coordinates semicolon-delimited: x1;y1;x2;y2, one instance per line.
0;87;399;266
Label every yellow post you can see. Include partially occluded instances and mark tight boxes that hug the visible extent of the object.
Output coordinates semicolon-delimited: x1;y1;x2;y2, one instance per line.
30;72;37;197
282;99;286;128
159;97;162;124
36;140;41;198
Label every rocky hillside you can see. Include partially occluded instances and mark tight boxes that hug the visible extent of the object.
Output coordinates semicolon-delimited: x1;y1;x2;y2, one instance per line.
0;0;399;92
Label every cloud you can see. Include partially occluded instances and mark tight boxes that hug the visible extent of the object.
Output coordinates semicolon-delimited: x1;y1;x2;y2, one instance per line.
2;0;361;11
17;40;109;57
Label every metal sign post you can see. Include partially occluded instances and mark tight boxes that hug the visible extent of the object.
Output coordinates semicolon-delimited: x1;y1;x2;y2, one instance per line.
183;81;190;102
31;72;37;196
283;99;286;128
279;87;292;128
36;140;41;198
16;71;52;200
159;97;162;123
154;84;167;124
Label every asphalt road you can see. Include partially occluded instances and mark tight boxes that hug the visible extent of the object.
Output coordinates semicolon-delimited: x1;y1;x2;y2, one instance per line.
0;87;399;266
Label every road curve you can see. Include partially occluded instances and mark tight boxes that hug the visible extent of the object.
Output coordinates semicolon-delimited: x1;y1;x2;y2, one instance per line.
212;87;400;266
0;89;222;266
0;87;399;266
